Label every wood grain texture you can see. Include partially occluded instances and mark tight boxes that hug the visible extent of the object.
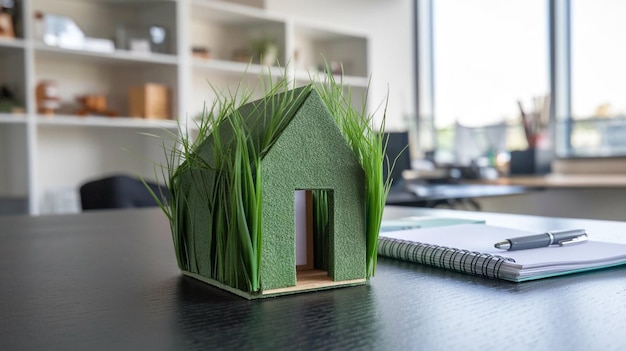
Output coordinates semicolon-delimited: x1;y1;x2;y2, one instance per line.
1;208;626;350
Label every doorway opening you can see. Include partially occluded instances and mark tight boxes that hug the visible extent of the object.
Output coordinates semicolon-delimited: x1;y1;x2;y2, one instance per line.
295;189;332;287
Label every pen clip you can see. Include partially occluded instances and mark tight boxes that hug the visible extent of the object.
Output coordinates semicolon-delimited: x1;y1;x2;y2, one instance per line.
558;234;588;246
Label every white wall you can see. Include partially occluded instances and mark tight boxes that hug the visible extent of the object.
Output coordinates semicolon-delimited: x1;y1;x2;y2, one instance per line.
265;0;416;131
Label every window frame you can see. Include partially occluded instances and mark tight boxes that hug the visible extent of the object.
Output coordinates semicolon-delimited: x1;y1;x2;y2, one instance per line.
415;0;625;161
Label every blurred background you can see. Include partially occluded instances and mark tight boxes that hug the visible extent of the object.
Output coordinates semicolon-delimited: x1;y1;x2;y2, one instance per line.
0;0;625;219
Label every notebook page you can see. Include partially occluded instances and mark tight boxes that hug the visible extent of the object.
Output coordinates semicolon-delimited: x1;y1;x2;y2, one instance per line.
381;223;626;268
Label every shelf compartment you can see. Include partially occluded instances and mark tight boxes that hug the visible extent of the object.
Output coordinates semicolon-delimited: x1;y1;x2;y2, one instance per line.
189;66;283;119
190;0;287;67
31;0;179;55
0;113;27;123
33;54;179;121
0;44;27;114
293;23;368;79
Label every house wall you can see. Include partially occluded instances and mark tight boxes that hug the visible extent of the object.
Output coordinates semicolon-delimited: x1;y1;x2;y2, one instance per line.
259;90;367;290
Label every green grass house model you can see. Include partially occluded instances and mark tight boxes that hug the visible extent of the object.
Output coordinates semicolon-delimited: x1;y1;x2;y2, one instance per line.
153;76;392;299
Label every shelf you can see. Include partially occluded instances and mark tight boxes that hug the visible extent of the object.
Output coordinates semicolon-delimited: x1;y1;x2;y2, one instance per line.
191;0;286;24
5;0;370;215
33;43;179;66
192;58;284;76
192;59;368;87
0;113;27;124
293;22;368;79
35;114;178;130
294;22;368;43
0;37;26;50
190;0;286;66
293;70;370;88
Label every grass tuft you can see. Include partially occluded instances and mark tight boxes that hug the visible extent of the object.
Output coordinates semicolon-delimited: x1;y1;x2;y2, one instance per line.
313;68;393;278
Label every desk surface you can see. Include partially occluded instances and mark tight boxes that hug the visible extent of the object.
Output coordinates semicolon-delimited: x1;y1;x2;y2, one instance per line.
2;208;626;350
470;174;626;188
386;183;532;207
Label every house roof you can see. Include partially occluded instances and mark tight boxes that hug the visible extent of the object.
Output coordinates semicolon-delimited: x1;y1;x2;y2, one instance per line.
191;85;315;169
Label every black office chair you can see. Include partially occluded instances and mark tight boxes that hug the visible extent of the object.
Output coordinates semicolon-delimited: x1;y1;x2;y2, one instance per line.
383;131;411;188
79;175;169;210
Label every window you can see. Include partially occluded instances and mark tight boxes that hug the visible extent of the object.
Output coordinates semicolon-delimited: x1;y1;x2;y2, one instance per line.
561;0;626;157
419;0;548;164
417;0;625;164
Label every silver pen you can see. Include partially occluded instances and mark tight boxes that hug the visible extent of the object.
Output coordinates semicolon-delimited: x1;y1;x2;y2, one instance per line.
494;229;588;251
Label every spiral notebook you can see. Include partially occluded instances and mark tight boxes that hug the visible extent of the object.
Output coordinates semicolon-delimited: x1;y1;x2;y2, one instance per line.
378;223;626;282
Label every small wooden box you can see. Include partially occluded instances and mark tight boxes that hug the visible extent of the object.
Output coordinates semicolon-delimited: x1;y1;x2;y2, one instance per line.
129;84;170;119
0;13;15;39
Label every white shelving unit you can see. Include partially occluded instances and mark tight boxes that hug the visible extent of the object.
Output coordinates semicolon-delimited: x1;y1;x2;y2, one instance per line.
0;0;369;215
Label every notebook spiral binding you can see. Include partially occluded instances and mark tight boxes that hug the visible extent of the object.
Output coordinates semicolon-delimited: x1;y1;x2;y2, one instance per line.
378;237;516;280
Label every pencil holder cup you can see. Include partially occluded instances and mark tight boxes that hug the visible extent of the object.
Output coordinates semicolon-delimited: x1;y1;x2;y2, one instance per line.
509;148;551;175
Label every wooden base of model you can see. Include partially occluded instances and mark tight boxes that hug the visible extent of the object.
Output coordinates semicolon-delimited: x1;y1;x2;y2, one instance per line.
182;270;367;300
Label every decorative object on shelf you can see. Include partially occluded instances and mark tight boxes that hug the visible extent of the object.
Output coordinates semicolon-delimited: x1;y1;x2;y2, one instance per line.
129;83;169;120
232;48;253;63
0;11;14;38
148;72;391;299
1;0;20;38
116;24;170;54
33;11;44;41
251;37;277;66
129;38;150;53
148;25;168;53
0;84;24;114
83;37;115;53
35;80;60;115
37;12;114;52
76;95;117;117
42;13;85;49
191;46;212;60
318;61;343;75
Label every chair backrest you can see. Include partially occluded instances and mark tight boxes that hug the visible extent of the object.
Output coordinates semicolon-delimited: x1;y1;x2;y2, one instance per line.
79;175;168;210
383;132;411;186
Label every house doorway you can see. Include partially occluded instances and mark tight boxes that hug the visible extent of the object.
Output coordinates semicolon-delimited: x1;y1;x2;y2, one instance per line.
295;189;332;286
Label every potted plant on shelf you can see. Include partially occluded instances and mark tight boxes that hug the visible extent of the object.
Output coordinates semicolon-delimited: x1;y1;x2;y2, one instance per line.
251;37;278;66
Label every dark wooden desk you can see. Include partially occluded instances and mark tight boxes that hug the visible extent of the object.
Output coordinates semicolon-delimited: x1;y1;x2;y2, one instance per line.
2;208;626;350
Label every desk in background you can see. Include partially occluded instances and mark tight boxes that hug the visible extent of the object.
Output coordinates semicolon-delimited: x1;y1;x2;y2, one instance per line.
1;208;625;350
386;181;534;209
464;174;626;221
468;173;626;188
0;197;28;216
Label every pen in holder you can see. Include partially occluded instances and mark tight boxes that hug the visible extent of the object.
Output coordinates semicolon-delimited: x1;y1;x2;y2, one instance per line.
510;96;551;175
